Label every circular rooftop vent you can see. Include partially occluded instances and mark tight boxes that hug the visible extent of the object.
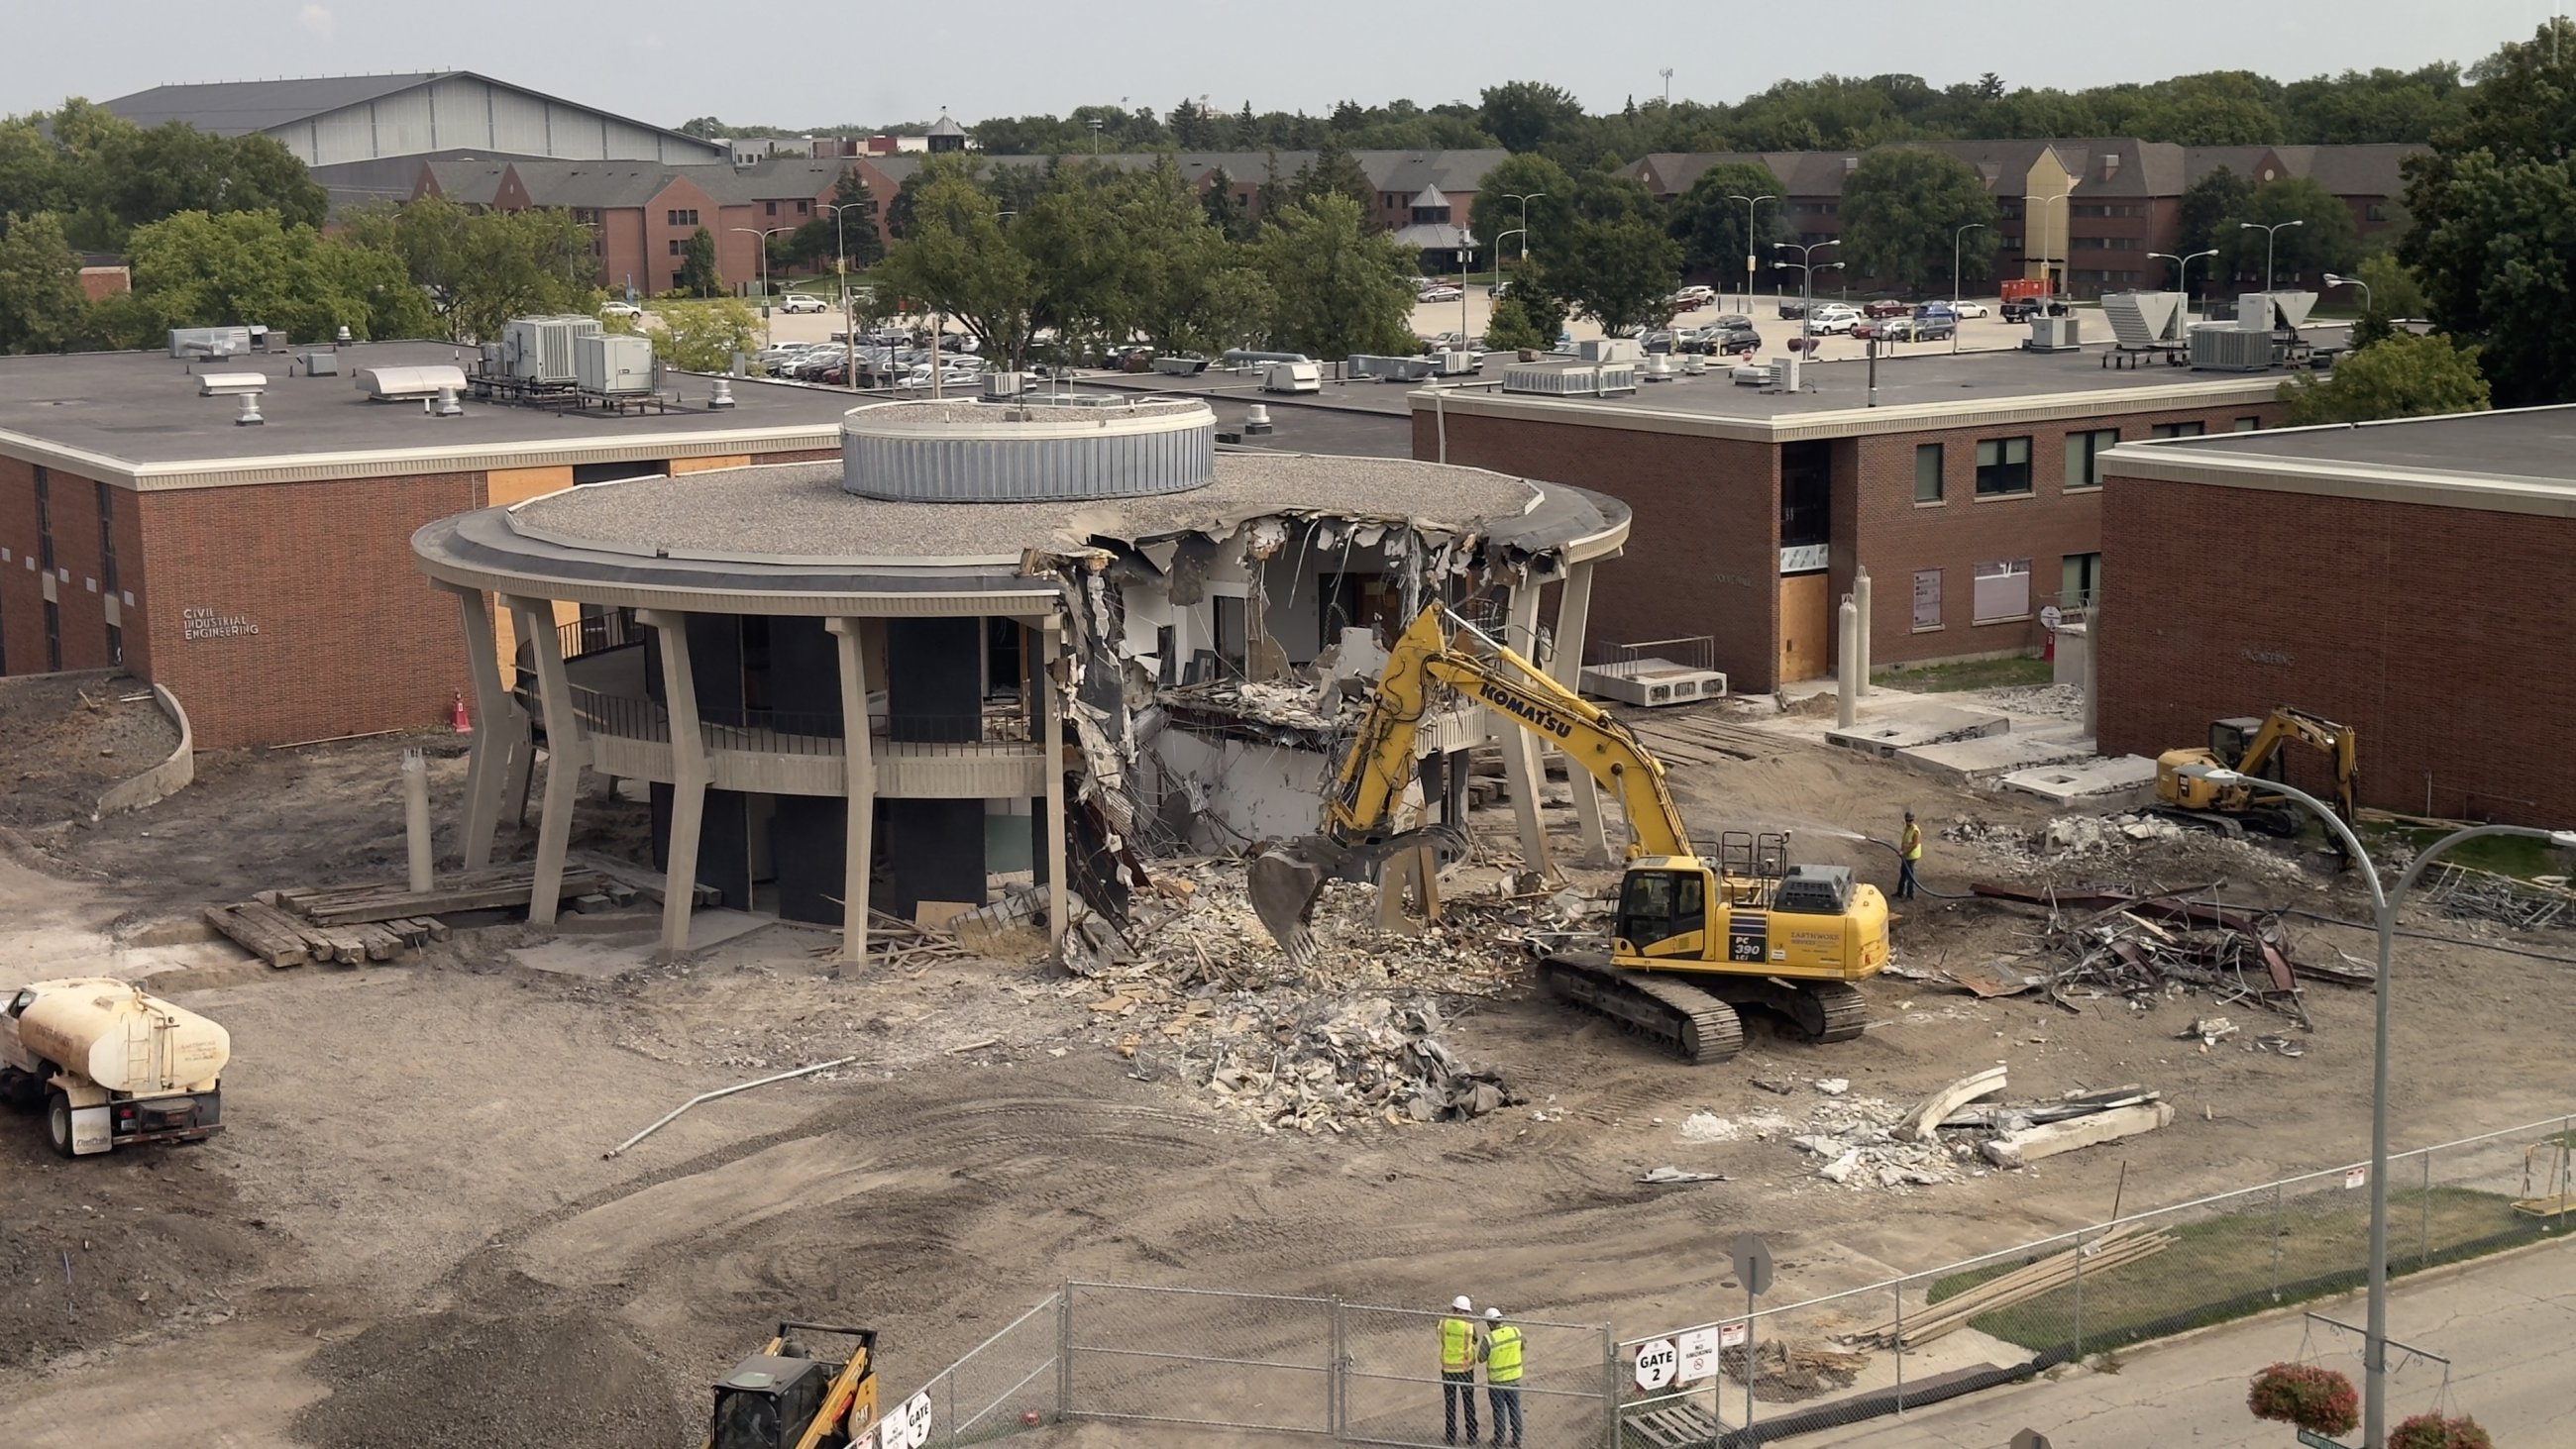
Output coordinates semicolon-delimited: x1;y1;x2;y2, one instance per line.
840;396;1217;503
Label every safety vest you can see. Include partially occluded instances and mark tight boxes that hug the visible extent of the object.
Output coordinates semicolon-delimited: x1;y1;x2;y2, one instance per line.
1439;1316;1474;1373
1486;1324;1525;1384
1901;824;1923;861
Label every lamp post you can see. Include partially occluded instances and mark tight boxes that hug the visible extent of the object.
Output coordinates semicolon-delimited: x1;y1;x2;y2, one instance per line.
819;200;872;387
2149;248;2219;334
2243;218;2305;291
1502;191;1548;262
1772;239;1842;337
2323;270;2373;326
1951;222;1986;355
1495;227;1527;306
729;225;793;345
2031;186;2074;297
1729;193;1775;312
2176;764;2573;1449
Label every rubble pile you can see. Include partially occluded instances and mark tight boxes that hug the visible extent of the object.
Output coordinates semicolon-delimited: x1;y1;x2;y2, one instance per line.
1940;811;2308;881
1965;882;2366;1023
2419;859;2576;931
1668;1083;1966;1192
1982;682;2086;721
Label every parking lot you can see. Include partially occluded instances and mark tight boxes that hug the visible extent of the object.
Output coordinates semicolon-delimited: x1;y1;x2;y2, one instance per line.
1409;286;2044;363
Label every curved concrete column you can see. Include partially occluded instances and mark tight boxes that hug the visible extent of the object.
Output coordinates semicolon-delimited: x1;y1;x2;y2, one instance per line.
1545;564;1611;867
637;608;709;963
506;595;589;927
825;616;875;966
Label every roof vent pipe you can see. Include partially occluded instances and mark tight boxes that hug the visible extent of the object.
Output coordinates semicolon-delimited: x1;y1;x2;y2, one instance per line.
335;325;352;347
432;385;463;417
235;393;265;427
1243;403;1272;435
709;377;736;409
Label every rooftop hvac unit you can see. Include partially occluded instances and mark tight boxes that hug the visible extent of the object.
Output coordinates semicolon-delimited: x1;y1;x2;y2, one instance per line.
1576;337;1638;363
1503;362;1639;396
196;371;268;397
2023;315;2082;353
502;315;604;383
2236;291;2320;331
355;364;471;401
167;326;252;361
2190;326;2275;371
2100;291;2184;348
980;371;1028;399
1772;865;1853;914
1433;350;1480;376
1148;355;1211;376
1769;355;1802;391
300;350;340;376
1261;360;1322;393
573;332;655;394
1347;354;1436;381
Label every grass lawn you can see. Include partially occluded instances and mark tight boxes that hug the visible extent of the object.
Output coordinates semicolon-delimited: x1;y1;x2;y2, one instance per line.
2359;823;2571;881
1926;1187;2547;1354
1874;656;2056;692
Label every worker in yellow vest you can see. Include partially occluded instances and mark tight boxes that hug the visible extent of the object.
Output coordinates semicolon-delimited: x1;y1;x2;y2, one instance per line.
1439;1294;1479;1445
1897;810;1923;900
1481;1306;1525;1448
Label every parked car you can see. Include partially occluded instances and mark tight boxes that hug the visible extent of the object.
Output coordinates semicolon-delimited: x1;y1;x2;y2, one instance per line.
1952;300;1991;318
1711;313;1753;330
1808;303;1862;334
1420;285;1464;303
598;300;642;321
1777;298;1809;320
1713;326;1762;357
1486;279;1513;299
778;294;828;314
1669;285;1717;312
1640;330;1676;355
2001;294;2063;323
1863;299;1912;318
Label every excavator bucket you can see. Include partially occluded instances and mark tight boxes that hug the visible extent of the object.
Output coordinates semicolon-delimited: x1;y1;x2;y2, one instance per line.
1249;838;1343;966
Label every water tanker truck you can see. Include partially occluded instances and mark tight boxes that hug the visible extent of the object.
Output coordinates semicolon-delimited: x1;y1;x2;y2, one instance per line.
1;978;227;1158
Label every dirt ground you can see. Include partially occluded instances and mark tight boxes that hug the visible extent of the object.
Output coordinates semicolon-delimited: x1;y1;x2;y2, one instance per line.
0;671;180;826
2;698;2572;1448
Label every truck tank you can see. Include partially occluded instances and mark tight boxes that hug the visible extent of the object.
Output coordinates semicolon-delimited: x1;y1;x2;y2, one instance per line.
17;979;229;1094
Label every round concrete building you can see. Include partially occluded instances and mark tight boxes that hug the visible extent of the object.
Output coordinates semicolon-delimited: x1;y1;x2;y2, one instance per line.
412;394;1629;961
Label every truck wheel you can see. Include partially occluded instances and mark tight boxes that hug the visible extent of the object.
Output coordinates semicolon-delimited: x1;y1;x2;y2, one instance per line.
45;1090;76;1159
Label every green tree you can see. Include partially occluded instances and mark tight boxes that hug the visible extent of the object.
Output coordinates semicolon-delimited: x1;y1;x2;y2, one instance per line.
1481;296;1548;352
2401;148;2576;406
1504;260;1569;344
0;120;70;226
1838;147;1998;294
1477;81;1586;153
1110;161;1274;356
1667;160;1789;279
870;172;1038;367
1201;167;1256;244
0;210;86;352
1464;154;1575;267
679;226;722;297
340;196;598;343
1252;192;1417;359
1292;133;1376;217
1553;213;1682;335
2177;166;2253;259
649;297;763;372
2215;175;2360;287
2278;330;2489;423
124;209;428;342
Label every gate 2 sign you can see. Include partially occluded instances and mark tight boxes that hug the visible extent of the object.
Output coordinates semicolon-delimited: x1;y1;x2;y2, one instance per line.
1632;1337;1678;1391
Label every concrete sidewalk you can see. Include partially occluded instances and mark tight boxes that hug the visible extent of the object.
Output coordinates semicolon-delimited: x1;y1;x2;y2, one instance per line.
1807;1239;2576;1448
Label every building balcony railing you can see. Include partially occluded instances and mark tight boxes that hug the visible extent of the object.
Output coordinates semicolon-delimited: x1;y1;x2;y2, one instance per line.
553;684;1042;759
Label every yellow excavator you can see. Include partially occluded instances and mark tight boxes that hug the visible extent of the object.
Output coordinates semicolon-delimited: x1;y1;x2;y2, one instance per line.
2154;707;2358;839
1249;603;1889;1064
704;1321;883;1449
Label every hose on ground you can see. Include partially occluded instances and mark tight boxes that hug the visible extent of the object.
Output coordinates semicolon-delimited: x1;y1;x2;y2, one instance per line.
1855;834;1976;899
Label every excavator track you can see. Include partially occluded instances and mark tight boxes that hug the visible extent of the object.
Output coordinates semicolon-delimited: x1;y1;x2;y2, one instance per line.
1540;953;1746;1065
1798;981;1872;1044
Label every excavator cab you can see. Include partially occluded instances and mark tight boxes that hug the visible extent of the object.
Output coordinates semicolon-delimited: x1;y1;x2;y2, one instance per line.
1616;863;1715;957
2206;718;2285;780
707;1323;879;1449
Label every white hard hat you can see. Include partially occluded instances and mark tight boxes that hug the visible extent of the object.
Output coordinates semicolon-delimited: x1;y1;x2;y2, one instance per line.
1485;1307;1503;1321
1451;1295;1472;1311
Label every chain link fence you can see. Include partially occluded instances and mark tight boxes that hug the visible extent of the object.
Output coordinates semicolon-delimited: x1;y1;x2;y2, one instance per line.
1614;1112;2575;1446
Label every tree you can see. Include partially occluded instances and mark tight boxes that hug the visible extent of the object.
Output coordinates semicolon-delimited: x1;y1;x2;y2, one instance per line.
2214;175;2360;286
0;211;86;352
2278;330;2489;424
679;227;722;297
1291;133;1376;217
648;297;763;372
1464;154;1574;266
1504;261;1569;344
1838;147;1998;294
340;196;597;343
1200;167;1255;244
1667;160;1789;279
1477;81;1585;153
1553;213;1681;335
124;209;429;342
1252;193;1417;360
2400;147;2576;405
1108;161;1274;357
1481;296;1548;352
2177;166;2253;259
870;172;1038;367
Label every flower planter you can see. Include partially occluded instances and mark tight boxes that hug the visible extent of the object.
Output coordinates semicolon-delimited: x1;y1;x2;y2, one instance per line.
2247;1363;2360;1437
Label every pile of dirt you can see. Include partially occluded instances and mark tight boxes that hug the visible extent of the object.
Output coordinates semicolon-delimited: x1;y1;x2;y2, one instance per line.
0;673;179;826
295;1276;692;1449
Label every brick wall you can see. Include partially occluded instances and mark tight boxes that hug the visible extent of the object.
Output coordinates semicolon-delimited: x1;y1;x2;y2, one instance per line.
134;471;481;749
1415;411;1782;690
0;457;42;673
2099;472;2576;828
0;458;131;675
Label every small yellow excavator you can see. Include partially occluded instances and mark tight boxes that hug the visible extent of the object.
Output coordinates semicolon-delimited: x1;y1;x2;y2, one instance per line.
2154;707;2358;839
704;1321;883;1449
1249;603;1889;1064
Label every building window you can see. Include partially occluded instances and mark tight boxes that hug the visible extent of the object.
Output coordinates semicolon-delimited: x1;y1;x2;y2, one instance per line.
95;481;116;593
43;600;61;671
1912;569;1942;631
672;271;686;290
1780;441;1830;548
34;465;53;571
2151;421;2206;439
1975;437;2032;496
797;199;809;214
2065;429;2117;490
2234;416;2262;432
1914;443;1944;503
2062;553;2100;609
2367;203;2388;222
764;200;777;216
1411;204;1450;225
1973;560;2032;624
665;208;699;226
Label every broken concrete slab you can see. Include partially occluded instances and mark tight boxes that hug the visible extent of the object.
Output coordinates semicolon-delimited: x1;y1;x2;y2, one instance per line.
1999;754;2159;809
1825;702;2010;759
1902;1065;2007;1142
1900;729;2098;782
1983;1100;2176;1169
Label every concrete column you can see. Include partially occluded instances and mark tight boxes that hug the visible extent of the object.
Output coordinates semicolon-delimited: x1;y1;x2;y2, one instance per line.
2082;602;2101;738
507;595;588;927
1836;593;1859;729
443;583;519;870
639;608;711;961
825;616;875;967
1497;580;1555;878
1854;568;1874;697
1040;615;1069;945
1544;564;1611;866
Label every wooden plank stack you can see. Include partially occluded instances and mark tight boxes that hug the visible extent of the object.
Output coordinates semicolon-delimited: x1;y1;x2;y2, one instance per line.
1851;1225;2174;1349
204;863;623;970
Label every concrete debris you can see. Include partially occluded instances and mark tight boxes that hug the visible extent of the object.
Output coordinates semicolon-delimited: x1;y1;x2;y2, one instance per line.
2180;1014;2238;1046
1679;1109;1792;1144
1983;1100;2176;1169
1940;810;2301;877
1814;1078;1850;1096
1757;1094;1964;1192
1641;1166;1728;1185
1900;1065;2007;1142
1982;682;2086;721
1968;881;2321;1026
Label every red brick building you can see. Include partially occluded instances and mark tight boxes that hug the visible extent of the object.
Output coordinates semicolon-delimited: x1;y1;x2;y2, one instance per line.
0;344;854;749
2097;408;2576;828
1411;347;2292;693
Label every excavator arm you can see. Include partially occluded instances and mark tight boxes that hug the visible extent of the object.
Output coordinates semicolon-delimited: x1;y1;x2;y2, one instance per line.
1252;604;1690;959
2233;706;2359;823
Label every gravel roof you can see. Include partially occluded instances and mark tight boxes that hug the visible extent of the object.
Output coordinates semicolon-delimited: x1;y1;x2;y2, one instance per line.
510;455;1542;564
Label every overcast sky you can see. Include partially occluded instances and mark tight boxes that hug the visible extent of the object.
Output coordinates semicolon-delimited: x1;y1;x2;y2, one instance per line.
6;1;2562;130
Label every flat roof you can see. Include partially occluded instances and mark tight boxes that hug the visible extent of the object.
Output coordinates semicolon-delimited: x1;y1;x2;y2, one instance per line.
0;343;857;487
1404;333;2350;443
2103;404;2576;518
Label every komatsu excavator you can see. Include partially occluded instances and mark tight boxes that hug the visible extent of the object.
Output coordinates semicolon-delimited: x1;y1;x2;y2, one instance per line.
1249;604;1889;1064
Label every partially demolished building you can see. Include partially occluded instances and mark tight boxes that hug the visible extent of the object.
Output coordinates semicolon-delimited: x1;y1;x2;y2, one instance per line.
411;394;1629;960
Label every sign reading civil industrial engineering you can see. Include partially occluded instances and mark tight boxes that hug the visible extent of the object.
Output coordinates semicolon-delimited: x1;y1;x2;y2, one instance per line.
181;605;259;642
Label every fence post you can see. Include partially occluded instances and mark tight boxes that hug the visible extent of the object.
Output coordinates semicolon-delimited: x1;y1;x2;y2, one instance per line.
2071;1226;2086;1366
2269;1182;2286;1301
1601;1326;1620;1449
946;1366;957;1449
2420;1148;2433;1269
2561;1116;2572;1235
1055;1285;1072;1418
1892;1281;1905;1416
1330;1296;1345;1439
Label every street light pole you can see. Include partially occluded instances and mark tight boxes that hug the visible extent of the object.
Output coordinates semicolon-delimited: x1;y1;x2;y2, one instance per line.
2323;271;2373;326
1730;193;1775;313
1952;222;1986;355
1772;239;1841;337
2178;764;2573;1449
2149;248;2219;334
2243;218;2305;291
2031;186;2074;297
729;225;793;346
819;201;870;387
1503;191;1548;264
